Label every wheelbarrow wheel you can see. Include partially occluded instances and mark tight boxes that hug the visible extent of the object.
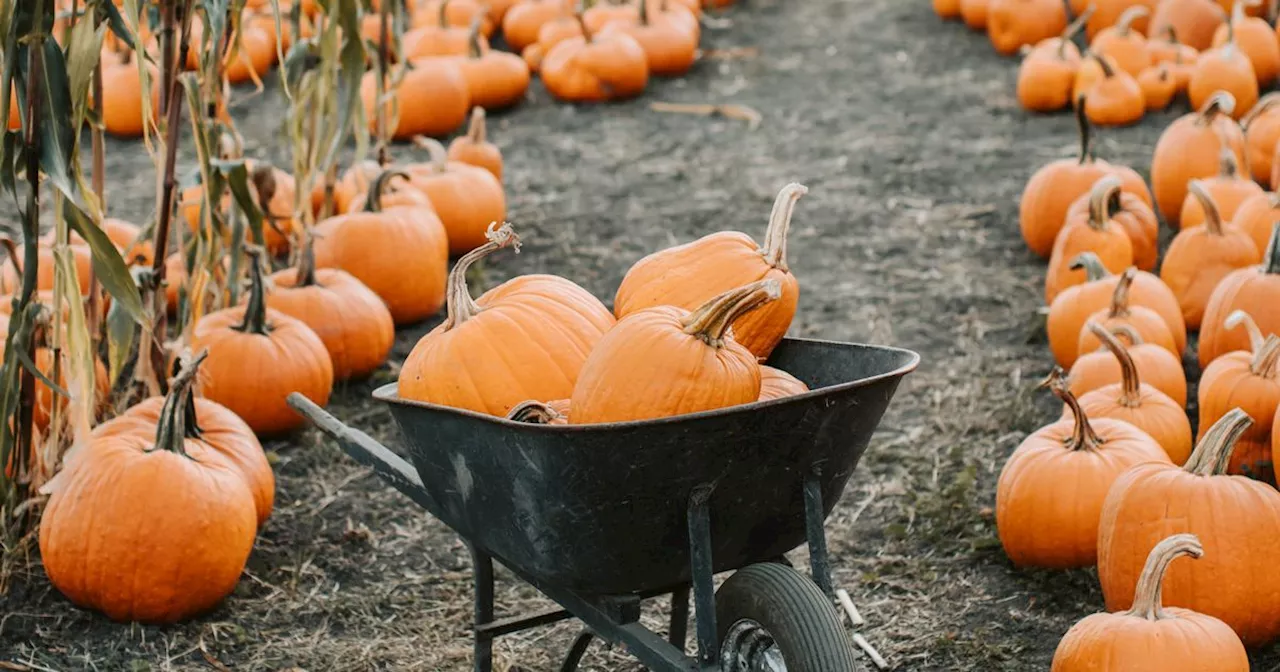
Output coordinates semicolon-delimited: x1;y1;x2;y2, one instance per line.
715;562;859;672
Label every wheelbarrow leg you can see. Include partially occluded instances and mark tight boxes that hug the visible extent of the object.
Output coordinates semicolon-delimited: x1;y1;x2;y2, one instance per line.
470;545;495;672
687;484;719;669
558;630;594;672
803;469;834;598
668;586;690;652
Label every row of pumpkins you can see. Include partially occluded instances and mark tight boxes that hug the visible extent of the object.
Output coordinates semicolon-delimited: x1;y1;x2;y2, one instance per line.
939;2;1280;669
31;0;715;139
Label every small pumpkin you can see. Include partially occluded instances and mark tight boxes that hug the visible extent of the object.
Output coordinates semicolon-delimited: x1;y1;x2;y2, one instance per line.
1136;63;1178;111
412;0;495;37
403;0;490;58
1178;148;1265;229
1188;16;1259;119
1063;177;1157;274
1210;0;1280;87
1080;54;1147;127
522;8;585;72
1020;104;1114;258
1097;408;1280;646
1231;156;1280;252
1045;176;1136;304
224;21;276;84
448;107;503;181
1015;17;1086;113
1199;223;1280;365
1197;311;1280;478
541;22;649;103
1240;93;1280;186
398;224;616;416
1092;6;1153;76
191;248;333;435
1149;0;1226;51
934;0;962;18
101;55;160;138
361;59;471;139
614;183;806;361
503;0;575;51
995;369;1169;569
960;0;990;31
985;0;1068;56
506;399;570;425
1068;324;1187;406
453;20;531;110
1162;181;1262;328
1147;26;1201;66
1076;268;1183;359
570;280;778;424
0;331;109;434
1051;534;1249;672
313;170;450;325
759;365;809;402
1150;92;1246;225
597;0;699;77
1073;322;1193;464
0;243;92;295
406;138;507;255
38;356;258;624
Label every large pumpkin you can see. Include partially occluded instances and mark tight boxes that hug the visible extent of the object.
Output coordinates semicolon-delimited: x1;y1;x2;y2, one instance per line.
1197;311;1280;479
1045;175;1136;303
614;183;805;361
1176;149;1263;229
1098;408;1280;646
1161;180;1262;329
1150;92;1246;226
398;224;615;416
1199;223;1280;365
1063;177;1159;271
406;139;507;255
759;365;809;401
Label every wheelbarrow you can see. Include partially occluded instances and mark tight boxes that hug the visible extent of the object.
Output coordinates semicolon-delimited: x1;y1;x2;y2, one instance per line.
288;337;919;671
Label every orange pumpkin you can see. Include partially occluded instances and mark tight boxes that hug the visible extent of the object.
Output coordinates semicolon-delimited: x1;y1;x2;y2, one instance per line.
996;369;1169;569
1197;311;1280;478
1016;31;1084;113
1162;181;1262;328
1231;162;1280;253
1069;323;1187;406
522;10;585;72
759;365;809;401
1077;268;1183;358
1179;150;1265;231
1210;0;1280;87
614;183;806;361
1241;93;1280;186
1136;63;1178;111
1068;0;1157;41
1051;534;1249;672
985;0;1067;56
405;138;507;255
1063;172;1158;271
1045;176;1136;304
960;0;990;30
191;249;333;435
597;0;699;77
1147;26;1201;66
1199;224;1280;365
1080;55;1147;127
447;107;503;181
1091;6;1153;75
503;0;575;51
570;280;778;424
541;26;649;103
412;0;495;37
403;0;490;58
313;170;450;325
101;57;160;138
0;337;109;435
934;0;963;18
398;224;616;416
38;357;257;624
1020;105;1112;257
224;22;276;84
0;244;92;295
1149;0;1226;51
1098;408;1280;646
1188;18;1259;119
361;60;471;139
453;21;531;109
1150;92;1246;225
1073;322;1193;464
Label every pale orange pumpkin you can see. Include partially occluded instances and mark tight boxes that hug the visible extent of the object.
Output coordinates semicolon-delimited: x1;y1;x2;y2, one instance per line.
759;366;809;402
1199;223;1280;366
1076;268;1183;359
1241;94;1280;186
1068;324;1187;406
1197;311;1280;478
1177;149;1264;229
1150;92;1246;226
1045;176;1136;304
1063;175;1159;271
1210;0;1280;87
1162;181;1262;328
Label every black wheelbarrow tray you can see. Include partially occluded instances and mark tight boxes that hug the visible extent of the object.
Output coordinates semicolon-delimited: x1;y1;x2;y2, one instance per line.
289;337;919;672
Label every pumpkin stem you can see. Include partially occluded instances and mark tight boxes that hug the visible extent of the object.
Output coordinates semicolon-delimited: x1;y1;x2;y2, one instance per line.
295;226;318;287
681;279;782;348
1218;146;1241;179
1253;335;1280;377
413;135;450;172
1125;533;1205;621
1089;51;1116;79
1107;267;1136;318
1196;92;1236;125
1114;5;1148;35
1086;176;1123;231
1186;408;1254;475
1264;222;1280;274
760;183;808;271
1187;180;1225;235
442;223;521;330
363;168;411;213
1088;321;1142;407
507;400;564;424
639;0;649;25
438;0;451;27
1073;95;1093;164
1061;4;1093;40
1240;92;1280;130
467;16;484;58
234;246;270;335
1225;309;1264;353
1044;367;1104;451
1069;251;1111;282
152;349;210;457
466;106;488;145
1110;323;1144;345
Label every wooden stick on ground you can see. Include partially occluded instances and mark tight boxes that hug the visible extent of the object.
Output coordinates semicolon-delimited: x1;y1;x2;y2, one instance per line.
650;102;763;128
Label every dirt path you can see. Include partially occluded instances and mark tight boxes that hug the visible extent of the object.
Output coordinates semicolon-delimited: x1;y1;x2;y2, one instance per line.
4;0;1280;670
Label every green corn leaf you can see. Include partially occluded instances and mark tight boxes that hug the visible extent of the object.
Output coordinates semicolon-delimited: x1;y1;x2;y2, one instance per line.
64;201;144;321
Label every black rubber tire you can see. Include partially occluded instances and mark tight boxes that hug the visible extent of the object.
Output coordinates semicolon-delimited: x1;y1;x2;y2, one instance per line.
715;563;859;672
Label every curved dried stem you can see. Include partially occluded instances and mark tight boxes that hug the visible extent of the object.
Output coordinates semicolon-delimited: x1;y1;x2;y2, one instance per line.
466;107;488;144
760;183;808;271
1254;335;1280;377
1088;321;1142;406
1187;180;1225;235
1125;533;1204;621
1087;176;1123;231
467;16;484;58
1044;367;1103;451
413;136;450;172
681;279;781;347
1114;5;1149;34
363;169;411;213
443;223;520;330
1240;92;1280;129
1265;222;1280;274
1197;92;1237;125
1108;267;1136;317
152;349;210;457
1069;252;1111;282
1062;4;1094;40
234;246;270;335
1110;324;1144;345
1218;146;1241;179
1225;309;1265;353
1073;97;1093;163
1185;408;1254;475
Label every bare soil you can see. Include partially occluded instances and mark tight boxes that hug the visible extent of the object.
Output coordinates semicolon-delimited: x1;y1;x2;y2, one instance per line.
4;0;1280;670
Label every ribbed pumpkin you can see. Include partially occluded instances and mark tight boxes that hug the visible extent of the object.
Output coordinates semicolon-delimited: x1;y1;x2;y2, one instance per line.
570;280;777;424
1069;324;1187;406
361;59;471;139
1177;149;1264;229
1016;25;1084;113
1073;323;1193;464
1210;0;1280;87
985;0;1067;56
1197;311;1280;478
403;0;487;58
759;365;809;402
1137;63;1178;111
447;107;503;181
1063;174;1158;271
1077;268;1183;358
1150;92;1246;225
1047;253;1186;367
96;352;274;526
1241;93;1280;185
1081;54;1148;127
1045;176;1136;304
38;356;257;624
1091;6;1152;76
1233;176;1280;254
541;25;650;103
313;170;450;325
452;20;532;110
1161;181;1262;328
521;8;584;72
191;249;333;436
1189;16;1259;119
398;224;616;416
268;235;395;381
406;138;507;255
1146;26;1201;67
1098;409;1280;646
1073;0;1156;40
614;183;805;361
1199;223;1280;365
596;0;700;77
996;369;1170;569
1149;0;1226;51
1051;534;1249;672
502;0;575;51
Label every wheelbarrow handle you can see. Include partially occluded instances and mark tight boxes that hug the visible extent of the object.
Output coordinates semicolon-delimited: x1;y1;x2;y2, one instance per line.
286;393;433;508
